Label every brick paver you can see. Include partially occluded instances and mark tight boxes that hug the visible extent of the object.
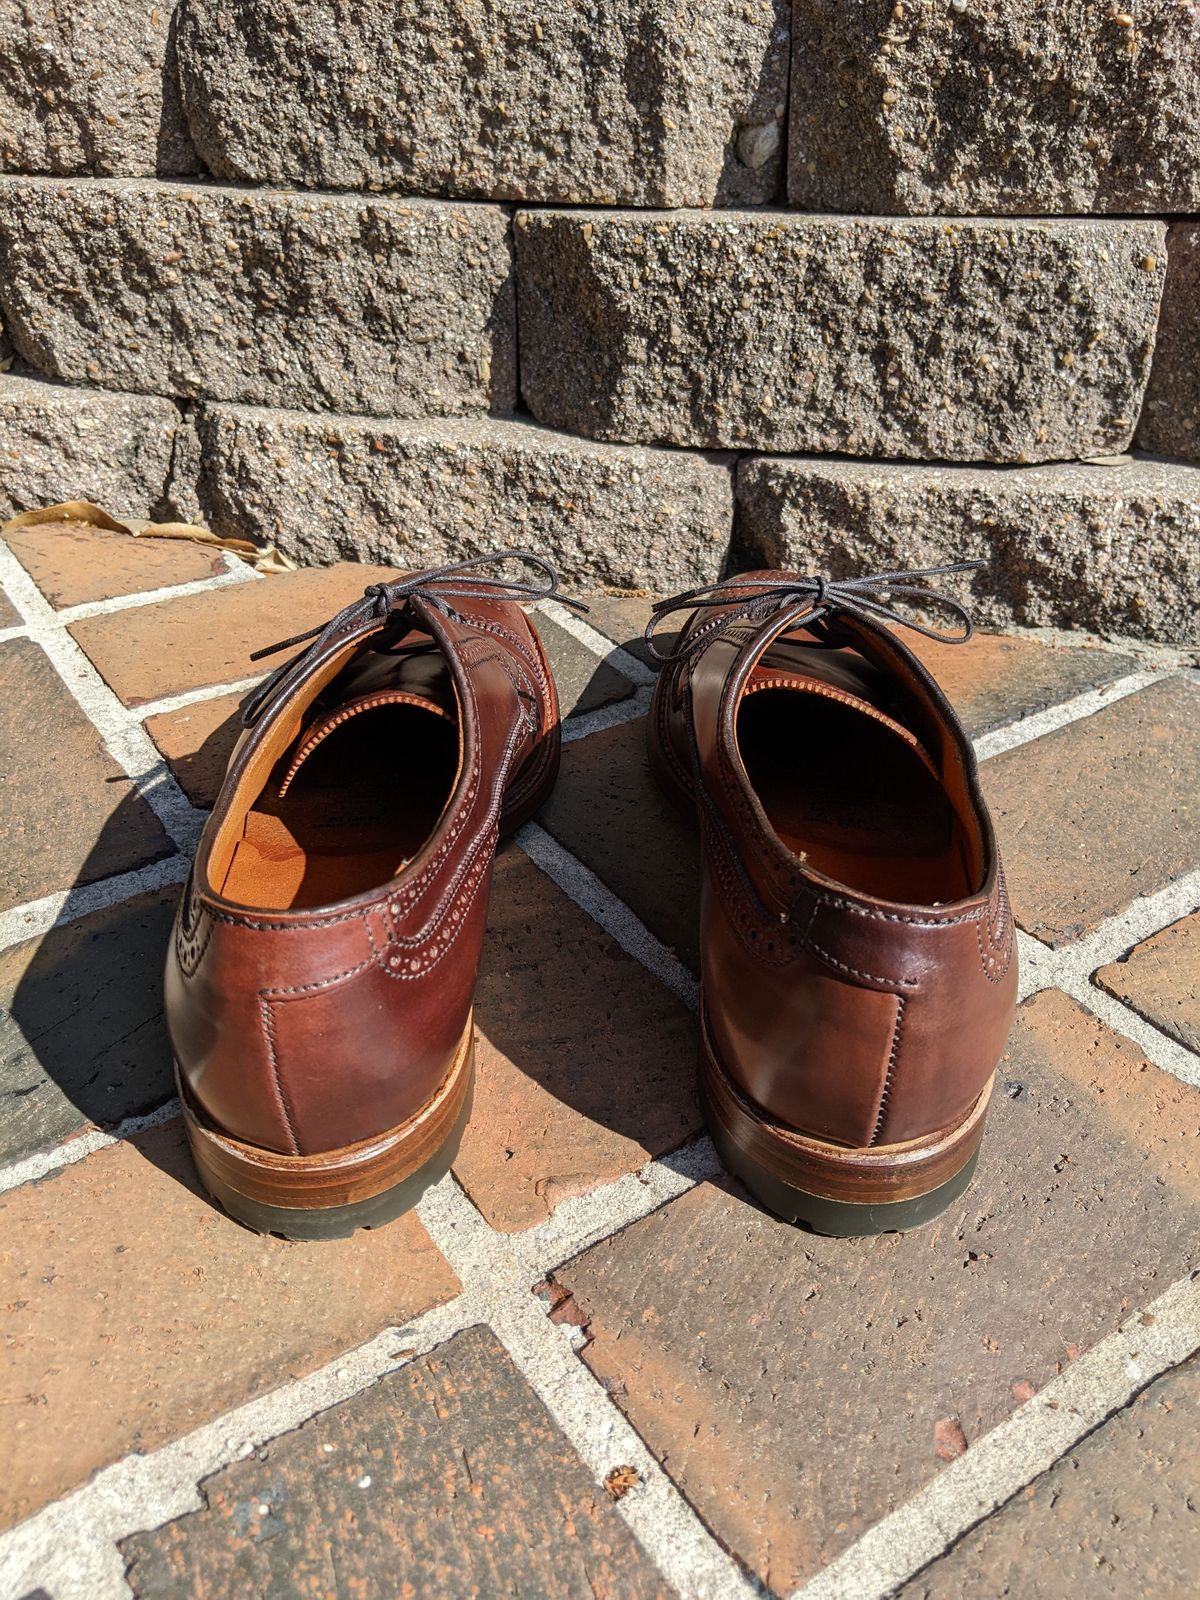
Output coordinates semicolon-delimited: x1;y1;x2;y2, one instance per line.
0;637;173;909
3;517;1198;1599
900;1354;1200;1597
454;849;699;1230
5;517;227;608
585;594;659;667
144;692;245;811
0;887;178;1163
1095;913;1200;1056
0;1120;459;1531
68;563;392;705
907;632;1136;738
553;991;1200;1594
120;1325;670;1600
540;715;701;970
984;677;1200;945
533;611;635;719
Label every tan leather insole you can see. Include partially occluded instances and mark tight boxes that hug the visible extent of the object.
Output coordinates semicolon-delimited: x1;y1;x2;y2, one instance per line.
737;689;972;903
220;701;459;910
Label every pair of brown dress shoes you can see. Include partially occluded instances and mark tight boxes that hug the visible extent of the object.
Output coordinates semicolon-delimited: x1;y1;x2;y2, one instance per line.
165;553;1017;1242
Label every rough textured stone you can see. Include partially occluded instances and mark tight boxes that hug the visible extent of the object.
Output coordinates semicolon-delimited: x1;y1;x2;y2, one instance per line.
1138;224;1200;466
900;1355;1200;1599
194;405;733;592
1095;913;1200;1057
984;676;1200;947
556;991;1200;1594
177;0;788;207
454;849;698;1231
787;2;1200;216
68;562;392;705
516;210;1165;461
0;0;197;176
5;509;226;606
0;888;178;1163
0;179;516;417
737;454;1200;644
0;638;173;908
0;586;18;627
0;1119;459;1530
0;377;185;522
121;1326;670;1600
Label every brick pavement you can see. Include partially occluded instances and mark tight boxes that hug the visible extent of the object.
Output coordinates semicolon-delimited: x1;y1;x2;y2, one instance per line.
0;515;1197;1600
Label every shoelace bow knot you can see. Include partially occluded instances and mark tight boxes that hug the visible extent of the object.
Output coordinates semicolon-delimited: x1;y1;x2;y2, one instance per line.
240;549;587;727
643;560;987;666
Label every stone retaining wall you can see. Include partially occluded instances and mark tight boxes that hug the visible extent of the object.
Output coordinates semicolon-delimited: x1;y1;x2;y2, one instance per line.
0;2;1197;640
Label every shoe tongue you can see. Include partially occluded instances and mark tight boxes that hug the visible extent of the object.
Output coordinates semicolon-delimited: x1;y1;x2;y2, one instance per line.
745;660;938;773
278;689;453;798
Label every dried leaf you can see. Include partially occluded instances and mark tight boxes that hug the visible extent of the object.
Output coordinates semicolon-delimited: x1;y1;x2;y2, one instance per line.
603;1465;641;1501
0;500;296;574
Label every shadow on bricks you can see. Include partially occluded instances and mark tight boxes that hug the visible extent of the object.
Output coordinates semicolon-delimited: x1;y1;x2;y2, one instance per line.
4;711;242;1186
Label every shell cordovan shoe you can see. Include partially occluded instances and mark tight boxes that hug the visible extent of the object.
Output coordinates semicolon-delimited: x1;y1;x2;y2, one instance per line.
645;563;1018;1235
165;551;581;1240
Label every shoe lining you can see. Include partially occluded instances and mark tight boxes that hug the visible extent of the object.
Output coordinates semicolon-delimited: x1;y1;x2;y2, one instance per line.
737;687;974;903
219;699;460;910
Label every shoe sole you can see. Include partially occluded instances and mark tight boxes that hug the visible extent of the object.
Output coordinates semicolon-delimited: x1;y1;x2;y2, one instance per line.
177;1013;475;1241
700;1003;990;1235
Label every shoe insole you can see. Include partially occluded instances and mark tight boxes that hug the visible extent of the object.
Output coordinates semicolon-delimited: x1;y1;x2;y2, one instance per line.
220;698;459;911
737;687;972;903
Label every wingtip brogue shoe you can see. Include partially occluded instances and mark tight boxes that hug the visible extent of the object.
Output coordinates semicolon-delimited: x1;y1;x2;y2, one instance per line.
647;565;1018;1235
166;552;577;1239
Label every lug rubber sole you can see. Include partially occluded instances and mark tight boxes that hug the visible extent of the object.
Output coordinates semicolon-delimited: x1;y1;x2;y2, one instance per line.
700;1006;990;1236
178;1014;475;1241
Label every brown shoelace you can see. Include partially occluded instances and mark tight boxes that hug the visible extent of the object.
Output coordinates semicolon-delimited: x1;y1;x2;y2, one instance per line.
241;549;588;727
643;561;987;667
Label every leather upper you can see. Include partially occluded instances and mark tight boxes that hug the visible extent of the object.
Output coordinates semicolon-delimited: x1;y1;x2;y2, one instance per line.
165;583;557;1157
651;573;1018;1149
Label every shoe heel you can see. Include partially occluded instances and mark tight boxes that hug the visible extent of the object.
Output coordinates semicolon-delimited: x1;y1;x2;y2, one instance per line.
699;1008;990;1237
178;1016;474;1241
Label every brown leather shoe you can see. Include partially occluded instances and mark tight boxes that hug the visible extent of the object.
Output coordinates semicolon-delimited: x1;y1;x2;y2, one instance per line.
646;564;1017;1235
166;552;576;1239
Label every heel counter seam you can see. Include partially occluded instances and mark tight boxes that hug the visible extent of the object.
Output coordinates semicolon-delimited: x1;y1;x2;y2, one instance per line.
258;995;302;1155
869;994;906;1147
